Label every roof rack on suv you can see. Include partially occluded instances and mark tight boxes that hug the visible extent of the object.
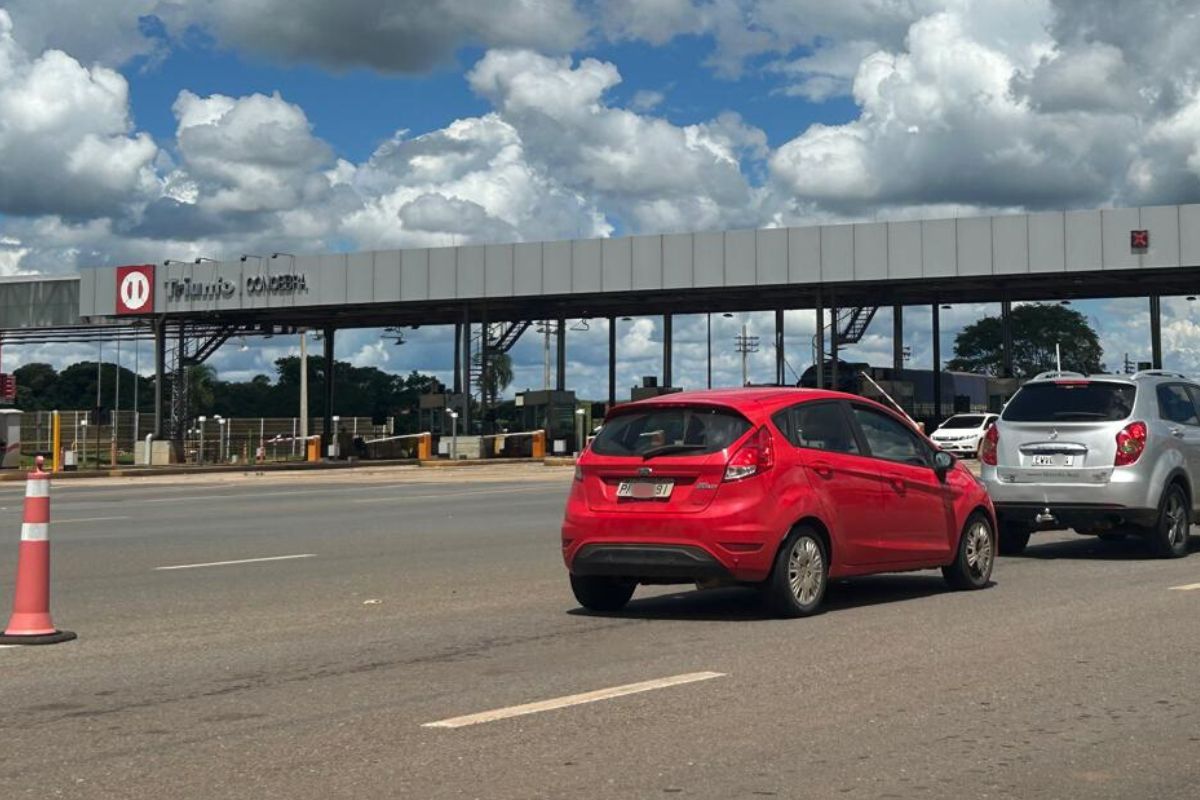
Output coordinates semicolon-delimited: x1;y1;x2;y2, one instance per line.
1030;370;1086;382
1131;369;1190;380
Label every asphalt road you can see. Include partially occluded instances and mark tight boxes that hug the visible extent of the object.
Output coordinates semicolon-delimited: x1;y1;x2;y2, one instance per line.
0;465;1198;799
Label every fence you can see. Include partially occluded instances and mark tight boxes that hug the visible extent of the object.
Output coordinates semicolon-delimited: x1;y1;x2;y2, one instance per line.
18;411;388;466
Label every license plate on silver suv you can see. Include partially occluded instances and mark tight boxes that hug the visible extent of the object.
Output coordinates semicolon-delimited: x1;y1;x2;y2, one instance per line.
1032;454;1073;467
616;480;674;499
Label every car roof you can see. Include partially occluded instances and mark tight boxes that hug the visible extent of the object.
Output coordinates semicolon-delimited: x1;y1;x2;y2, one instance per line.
614;387;879;417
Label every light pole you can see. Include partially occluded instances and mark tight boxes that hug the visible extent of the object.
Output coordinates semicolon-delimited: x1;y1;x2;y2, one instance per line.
198;416;207;465
575;407;586;453
216;416;227;462
80;418;88;469
331;415;341;459
449;410;459;460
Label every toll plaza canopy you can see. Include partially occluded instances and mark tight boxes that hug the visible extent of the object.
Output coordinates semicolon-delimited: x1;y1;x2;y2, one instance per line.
68;203;1200;328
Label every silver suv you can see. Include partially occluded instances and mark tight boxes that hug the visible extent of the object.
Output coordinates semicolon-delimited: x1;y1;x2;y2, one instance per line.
980;370;1199;558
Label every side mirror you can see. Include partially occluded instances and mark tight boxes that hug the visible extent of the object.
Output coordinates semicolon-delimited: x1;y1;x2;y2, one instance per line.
933;450;956;481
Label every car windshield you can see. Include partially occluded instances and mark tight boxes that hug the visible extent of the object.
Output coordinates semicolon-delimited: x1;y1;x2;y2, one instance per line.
590;406;751;457
1002;381;1135;422
939;415;985;429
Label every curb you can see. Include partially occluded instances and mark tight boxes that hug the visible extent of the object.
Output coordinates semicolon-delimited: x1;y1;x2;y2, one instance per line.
0;459;419;482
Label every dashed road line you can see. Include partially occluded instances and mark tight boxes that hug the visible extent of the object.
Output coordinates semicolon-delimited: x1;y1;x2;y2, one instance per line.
154;553;317;571
352;486;553;504
422;671;727;729
1168;582;1200;591
54;516;131;525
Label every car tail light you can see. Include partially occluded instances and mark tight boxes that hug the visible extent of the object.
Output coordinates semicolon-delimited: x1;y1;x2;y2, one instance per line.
724;425;774;482
1115;421;1148;467
980;425;999;466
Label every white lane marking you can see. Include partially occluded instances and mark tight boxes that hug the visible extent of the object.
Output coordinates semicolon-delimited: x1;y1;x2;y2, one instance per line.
154;553;317;571
54;516;132;525
352;486;552;504
0;645;19;649
422;671;726;729
1168;582;1200;591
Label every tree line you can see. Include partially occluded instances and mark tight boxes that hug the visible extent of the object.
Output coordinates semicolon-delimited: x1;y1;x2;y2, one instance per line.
9;357;444;433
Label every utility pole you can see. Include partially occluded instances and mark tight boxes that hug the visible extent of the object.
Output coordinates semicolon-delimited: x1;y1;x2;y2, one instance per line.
1123;352;1135;374
734;324;760;387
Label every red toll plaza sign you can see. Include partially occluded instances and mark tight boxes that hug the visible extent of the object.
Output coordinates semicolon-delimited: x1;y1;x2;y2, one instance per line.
1131;229;1149;249
115;264;155;315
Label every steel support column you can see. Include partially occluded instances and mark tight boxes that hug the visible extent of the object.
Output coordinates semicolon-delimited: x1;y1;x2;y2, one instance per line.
322;327;335;456
775;308;785;385
153;318;165;439
932;304;943;423
1150;295;1163;369
892;305;904;372
830;293;839;390
663;313;673;388
608;316;616;407
815;291;825;388
556;317;566;392
461;306;471;435
453;322;462;394
1001;300;1014;378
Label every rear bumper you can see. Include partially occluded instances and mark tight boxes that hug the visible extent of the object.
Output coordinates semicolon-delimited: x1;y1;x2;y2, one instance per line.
992;502;1158;530
570;544;733;580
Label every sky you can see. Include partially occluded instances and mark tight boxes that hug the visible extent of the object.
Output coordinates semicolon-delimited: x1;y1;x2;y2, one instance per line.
2;0;1200;400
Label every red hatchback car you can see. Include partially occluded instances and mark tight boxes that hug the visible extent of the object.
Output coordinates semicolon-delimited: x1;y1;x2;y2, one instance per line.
562;388;997;617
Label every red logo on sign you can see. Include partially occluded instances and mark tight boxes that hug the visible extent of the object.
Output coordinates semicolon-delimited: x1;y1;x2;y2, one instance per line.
1131;229;1149;249
116;264;155;315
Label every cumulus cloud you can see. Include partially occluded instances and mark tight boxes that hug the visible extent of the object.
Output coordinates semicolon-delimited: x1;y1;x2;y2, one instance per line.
160;0;588;74
468;49;769;232
0;10;158;218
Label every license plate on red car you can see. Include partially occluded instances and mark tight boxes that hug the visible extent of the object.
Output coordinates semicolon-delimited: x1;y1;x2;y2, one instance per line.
616;480;674;499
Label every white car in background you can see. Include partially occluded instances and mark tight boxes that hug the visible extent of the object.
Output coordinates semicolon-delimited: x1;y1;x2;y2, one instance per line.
930;413;999;458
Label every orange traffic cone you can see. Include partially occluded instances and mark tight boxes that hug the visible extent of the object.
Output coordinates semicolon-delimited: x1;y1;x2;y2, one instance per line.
0;456;75;645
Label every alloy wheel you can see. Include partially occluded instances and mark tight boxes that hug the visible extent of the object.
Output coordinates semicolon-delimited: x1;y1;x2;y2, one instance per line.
1166;491;1188;549
788;537;824;606
964;520;994;580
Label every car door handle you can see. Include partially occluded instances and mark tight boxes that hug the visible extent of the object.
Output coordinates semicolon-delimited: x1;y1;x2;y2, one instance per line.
811;463;834;479
888;477;906;493
1171;427;1185;438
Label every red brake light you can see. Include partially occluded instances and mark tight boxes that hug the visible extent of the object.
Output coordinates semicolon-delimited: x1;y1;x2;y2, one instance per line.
980;424;999;466
1115;421;1147;467
724;425;774;482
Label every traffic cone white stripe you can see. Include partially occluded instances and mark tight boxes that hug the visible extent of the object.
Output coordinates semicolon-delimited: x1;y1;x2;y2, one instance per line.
20;523;48;542
25;479;48;498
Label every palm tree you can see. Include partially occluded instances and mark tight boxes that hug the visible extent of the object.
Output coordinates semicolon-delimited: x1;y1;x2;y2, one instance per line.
478;352;514;407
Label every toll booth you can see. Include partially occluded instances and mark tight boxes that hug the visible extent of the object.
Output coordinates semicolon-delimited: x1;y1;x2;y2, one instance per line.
630;376;681;402
514;390;577;454
0;409;21;469
418;393;468;436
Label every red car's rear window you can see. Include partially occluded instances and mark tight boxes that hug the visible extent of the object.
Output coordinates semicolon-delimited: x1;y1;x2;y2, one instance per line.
592;407;751;457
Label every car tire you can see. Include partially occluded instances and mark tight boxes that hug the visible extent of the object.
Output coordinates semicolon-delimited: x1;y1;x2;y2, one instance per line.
1149;483;1190;559
764;527;828;618
943;513;996;590
569;575;636;612
998;524;1031;555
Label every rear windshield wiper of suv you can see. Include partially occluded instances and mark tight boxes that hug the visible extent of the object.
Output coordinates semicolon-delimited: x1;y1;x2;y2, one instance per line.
1052;411;1112;420
640;444;708;459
